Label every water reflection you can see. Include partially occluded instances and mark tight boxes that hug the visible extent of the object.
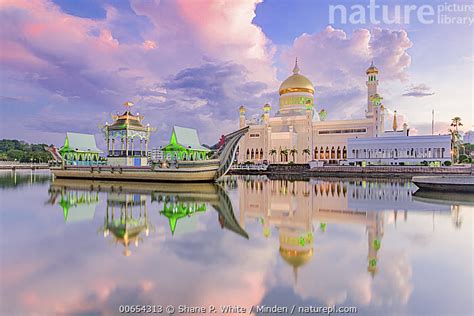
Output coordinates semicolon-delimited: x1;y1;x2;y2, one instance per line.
0;172;472;315
47;179;248;256
237;177;387;279
0;170;50;188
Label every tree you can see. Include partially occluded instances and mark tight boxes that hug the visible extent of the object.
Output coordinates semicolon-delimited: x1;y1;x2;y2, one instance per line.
447;117;463;162
451;117;463;131
302;148;311;162
279;148;288;162
449;128;461;162
7;149;24;161
269;149;277;163
290;148;298;162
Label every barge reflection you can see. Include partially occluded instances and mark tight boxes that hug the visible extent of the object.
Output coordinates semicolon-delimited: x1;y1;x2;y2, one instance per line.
48;179;248;255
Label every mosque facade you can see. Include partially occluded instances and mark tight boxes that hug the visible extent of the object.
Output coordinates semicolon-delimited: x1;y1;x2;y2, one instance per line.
237;60;451;165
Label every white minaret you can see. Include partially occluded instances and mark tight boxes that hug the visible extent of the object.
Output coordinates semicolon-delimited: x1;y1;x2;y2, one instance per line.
239;105;246;128
366;61;379;118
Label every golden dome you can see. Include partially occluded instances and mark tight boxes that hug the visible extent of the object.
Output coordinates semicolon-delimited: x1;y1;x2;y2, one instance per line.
366;61;378;75
279;248;313;268
279;59;314;96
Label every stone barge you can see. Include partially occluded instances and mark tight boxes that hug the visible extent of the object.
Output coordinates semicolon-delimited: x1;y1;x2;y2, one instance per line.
51;127;248;182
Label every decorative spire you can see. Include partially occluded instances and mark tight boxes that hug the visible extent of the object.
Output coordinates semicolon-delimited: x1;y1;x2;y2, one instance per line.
293;266;298;285
123;101;134;107
370;60;375;68
393;110;398;131
293;57;300;74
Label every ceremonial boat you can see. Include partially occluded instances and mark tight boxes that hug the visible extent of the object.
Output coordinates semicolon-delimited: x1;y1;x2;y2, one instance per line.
50;127;249;182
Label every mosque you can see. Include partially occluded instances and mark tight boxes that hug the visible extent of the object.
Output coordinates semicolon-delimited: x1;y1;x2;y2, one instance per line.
237;60;451;165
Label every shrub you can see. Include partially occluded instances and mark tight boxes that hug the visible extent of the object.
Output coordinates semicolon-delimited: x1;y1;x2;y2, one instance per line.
420;161;428;166
443;160;452;166
288;161;295;165
399;162;405;166
459;154;470;163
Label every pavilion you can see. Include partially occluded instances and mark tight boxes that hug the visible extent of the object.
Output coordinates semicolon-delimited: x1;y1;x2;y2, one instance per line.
59;132;103;166
162;126;211;161
102;101;155;166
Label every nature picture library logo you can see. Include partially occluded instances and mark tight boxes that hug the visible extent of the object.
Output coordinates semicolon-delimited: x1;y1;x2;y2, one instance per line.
329;0;474;26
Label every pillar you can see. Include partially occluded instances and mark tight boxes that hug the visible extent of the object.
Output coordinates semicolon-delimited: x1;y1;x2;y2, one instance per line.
125;135;129;157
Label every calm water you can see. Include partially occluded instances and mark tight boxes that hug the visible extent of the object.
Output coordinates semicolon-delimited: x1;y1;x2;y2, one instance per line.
0;170;472;316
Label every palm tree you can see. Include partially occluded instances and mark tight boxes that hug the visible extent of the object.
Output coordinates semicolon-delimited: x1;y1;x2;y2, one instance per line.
449;117;463;162
269;149;277;163
449;128;461;162
279;148;289;162
451;117;463;131
302;148;311;162
290;148;298;162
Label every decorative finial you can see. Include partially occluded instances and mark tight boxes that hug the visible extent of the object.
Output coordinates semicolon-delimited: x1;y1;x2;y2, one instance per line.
393;110;398;131
123;101;134;107
370;60;375;68
293;57;300;74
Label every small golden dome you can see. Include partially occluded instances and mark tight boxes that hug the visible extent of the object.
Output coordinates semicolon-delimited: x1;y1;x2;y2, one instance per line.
366;61;379;75
279;248;313;268
239;105;246;113
279;58;314;96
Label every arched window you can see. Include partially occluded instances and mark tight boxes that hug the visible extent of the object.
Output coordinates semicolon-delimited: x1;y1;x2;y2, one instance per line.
325;147;330;159
331;146;335;159
336;146;341;159
251;149;254;159
260;148;264;160
246;149;250;160
320;147;324;159
314;147;318;159
343;146;347;159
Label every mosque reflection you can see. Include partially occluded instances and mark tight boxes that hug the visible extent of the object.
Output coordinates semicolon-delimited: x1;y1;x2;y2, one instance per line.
233;175;466;279
48;179;248;256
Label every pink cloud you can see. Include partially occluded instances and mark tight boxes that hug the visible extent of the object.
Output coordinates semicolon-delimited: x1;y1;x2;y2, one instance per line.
142;40;157;50
280;26;413;119
283;26;413;87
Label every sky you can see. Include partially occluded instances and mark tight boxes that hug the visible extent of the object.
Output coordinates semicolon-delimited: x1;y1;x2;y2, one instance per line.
0;0;472;148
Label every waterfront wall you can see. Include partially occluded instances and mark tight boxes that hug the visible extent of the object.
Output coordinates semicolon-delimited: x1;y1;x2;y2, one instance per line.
229;164;473;178
0;161;49;170
305;165;472;178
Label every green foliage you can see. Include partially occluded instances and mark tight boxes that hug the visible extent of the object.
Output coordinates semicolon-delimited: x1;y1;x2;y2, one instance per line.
443;160;452;166
0;139;51;162
458;154;470;163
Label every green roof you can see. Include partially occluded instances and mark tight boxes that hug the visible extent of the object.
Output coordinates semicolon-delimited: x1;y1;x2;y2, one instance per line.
60;132;103;153
165;126;210;152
